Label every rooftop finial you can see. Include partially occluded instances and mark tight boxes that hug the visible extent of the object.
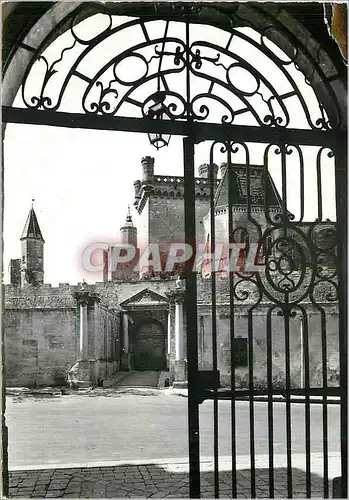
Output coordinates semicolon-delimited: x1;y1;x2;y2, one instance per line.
31;198;35;207
126;205;132;224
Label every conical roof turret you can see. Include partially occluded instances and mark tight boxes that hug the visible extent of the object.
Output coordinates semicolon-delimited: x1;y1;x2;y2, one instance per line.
20;204;44;242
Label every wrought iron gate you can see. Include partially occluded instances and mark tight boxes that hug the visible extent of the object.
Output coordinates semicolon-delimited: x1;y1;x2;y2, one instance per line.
2;2;347;498
183;135;347;498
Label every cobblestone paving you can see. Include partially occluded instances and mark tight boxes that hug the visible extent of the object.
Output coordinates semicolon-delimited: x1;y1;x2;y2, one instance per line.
9;465;330;498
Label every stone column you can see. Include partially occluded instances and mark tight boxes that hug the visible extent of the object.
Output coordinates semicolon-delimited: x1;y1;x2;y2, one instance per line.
91;294;101;384
89;293;100;359
175;297;184;360
166;309;171;370
167;285;186;387
68;288;92;389
123;312;129;354
167;310;171;356
121;311;130;370
80;301;88;360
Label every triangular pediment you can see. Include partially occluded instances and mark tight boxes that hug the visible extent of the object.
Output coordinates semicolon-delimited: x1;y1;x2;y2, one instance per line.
120;288;168;308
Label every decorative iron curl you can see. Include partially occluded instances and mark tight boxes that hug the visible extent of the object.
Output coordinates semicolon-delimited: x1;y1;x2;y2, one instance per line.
309;278;338;305
259;24;336;130
189;93;235;123
233;277;263;308
22;39;77;111
188;47;220;70
19;8;341;130
275;306;298;318
264;233;311;296
83;81;119;115
141;90;187;120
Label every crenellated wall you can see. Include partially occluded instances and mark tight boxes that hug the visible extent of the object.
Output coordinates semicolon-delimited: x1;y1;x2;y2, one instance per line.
134;174;220;258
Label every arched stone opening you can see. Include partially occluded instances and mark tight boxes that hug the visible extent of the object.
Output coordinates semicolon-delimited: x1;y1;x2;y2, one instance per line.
2;2;347;129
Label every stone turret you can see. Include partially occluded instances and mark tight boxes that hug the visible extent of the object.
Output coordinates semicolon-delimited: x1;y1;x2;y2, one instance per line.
120;206;138;248
133;179;141;205
9;259;21;286
20;204;45;286
220;162;227;178
198;163;218;179
141;156;154;183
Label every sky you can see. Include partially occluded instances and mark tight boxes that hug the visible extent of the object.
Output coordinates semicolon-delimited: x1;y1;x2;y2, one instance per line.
3;13;337;286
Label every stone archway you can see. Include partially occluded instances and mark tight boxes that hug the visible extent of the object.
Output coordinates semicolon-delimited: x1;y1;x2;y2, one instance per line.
1;2;347;124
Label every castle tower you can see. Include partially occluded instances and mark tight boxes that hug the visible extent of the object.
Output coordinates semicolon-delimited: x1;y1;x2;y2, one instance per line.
120;206;138;248
111;207;138;281
131;157;217;276
141;156;154;184
20;204;45;286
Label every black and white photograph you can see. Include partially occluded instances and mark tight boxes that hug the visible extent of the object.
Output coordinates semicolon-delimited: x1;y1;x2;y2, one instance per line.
1;1;347;498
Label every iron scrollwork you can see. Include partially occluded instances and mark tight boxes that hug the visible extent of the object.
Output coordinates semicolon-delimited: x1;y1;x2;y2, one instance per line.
206;140;338;317
19;5;338;130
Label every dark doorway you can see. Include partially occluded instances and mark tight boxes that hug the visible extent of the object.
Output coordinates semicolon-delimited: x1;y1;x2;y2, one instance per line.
133;320;166;371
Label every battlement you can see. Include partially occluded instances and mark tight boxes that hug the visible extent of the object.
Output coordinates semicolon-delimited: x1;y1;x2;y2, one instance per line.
134;173;221;212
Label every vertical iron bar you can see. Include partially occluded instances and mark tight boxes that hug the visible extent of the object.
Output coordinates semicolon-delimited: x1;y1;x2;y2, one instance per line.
300;309;311;498
298;147;305;222
284;304;293;499
334;141;348;498
321;310;329;498
183;137;200;499
227;145;237;498
248;309;256;498
266;308;275;498
317;147;329;498
245;151;256;499
209;143;219;498
316;148;323;222
185;21;190;119
281;145;292;498
1;125;9;499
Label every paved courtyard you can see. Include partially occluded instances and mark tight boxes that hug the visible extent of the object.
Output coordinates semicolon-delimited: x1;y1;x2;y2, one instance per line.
6;389;342;497
9;454;340;498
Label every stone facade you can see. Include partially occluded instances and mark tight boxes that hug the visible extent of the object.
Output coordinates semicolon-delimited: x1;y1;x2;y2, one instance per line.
4;158;340;389
4;284;76;386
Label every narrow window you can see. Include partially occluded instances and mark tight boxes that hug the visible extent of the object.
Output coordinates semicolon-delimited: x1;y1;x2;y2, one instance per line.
233;338;248;367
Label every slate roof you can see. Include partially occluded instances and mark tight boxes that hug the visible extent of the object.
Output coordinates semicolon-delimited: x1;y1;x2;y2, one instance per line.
20;207;44;241
215;164;283;209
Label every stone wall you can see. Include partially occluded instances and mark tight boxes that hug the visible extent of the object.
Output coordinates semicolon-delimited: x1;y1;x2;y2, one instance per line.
195;275;340;388
4;283;124;387
4;273;340;389
4;284;77;386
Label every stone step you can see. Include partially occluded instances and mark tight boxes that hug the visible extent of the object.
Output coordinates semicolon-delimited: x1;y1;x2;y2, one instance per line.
102;372;128;388
112;371;162;388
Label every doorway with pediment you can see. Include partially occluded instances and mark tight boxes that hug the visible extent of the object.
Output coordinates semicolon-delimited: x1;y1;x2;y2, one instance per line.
132;317;166;371
120;288;169;372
